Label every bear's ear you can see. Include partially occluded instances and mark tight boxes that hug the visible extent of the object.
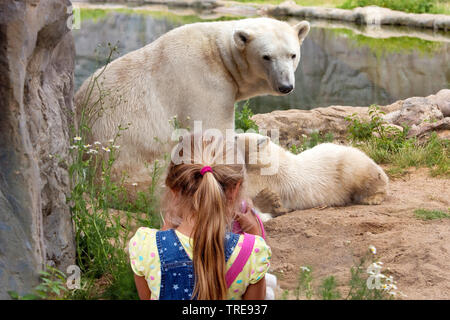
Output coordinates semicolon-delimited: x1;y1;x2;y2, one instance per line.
233;30;254;50
293;21;310;42
257;136;269;147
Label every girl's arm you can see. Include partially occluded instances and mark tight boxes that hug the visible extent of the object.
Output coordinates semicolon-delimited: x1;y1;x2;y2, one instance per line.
242;277;266;300
134;274;151;300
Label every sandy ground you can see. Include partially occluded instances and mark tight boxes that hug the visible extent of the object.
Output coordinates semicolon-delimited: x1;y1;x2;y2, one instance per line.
264;168;450;300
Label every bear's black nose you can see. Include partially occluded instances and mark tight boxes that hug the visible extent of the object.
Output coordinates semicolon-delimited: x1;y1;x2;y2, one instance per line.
278;85;293;94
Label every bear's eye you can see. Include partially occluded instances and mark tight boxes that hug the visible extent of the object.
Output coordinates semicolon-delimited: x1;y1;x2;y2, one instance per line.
291;54;297;59
262;55;271;61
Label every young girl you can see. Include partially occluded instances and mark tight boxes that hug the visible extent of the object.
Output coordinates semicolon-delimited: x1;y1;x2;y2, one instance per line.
129;133;271;300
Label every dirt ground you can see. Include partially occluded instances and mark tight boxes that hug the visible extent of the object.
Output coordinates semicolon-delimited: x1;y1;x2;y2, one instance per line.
264;167;450;300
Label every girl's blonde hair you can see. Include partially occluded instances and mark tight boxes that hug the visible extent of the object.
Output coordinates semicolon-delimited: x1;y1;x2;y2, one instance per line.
163;132;245;300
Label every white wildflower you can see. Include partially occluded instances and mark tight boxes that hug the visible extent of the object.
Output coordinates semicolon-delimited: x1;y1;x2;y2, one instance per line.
300;266;310;272
102;147;111;152
131;183;138;186
369;245;377;254
113;145;120;149
69;145;78;150
94;141;101;145
74;136;82;141
108;139;114;143
83;144;92;148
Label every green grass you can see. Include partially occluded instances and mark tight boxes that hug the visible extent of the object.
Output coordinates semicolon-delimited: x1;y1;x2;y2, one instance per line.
79;7;246;26
285;247;398;300
339;0;449;14
330;28;444;57
62;43;165;300
230;0;450;14
346;105;449;178
414;208;450;220
289;131;334;154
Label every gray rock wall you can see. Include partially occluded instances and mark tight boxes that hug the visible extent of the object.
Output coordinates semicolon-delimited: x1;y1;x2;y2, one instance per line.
0;0;75;299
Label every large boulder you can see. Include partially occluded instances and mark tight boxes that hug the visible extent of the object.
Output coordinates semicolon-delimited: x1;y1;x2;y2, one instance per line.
0;0;75;299
383;89;449;138
252;106;371;146
264;1;450;30
252;90;449;147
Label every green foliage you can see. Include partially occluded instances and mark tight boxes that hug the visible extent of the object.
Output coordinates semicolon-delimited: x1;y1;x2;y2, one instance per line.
346;105;409;152
345;105;449;177
346;251;394;300
414;208;450;220
79;8;246;26
8;266;68;300
235;101;259;132
79;8;109;23
289;131;334;154
101;264;140;300
330;27;443;58
285;247;398;300
294;266;314;300
281;289;290;300
339;0;441;14
319;276;341;300
67;44;164;299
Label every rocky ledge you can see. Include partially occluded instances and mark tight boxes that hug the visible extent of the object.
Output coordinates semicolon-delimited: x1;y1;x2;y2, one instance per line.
86;0;450;30
252;89;450;147
263;1;450;31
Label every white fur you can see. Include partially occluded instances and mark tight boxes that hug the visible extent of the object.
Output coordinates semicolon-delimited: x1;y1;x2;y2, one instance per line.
237;133;389;217
75;18;310;187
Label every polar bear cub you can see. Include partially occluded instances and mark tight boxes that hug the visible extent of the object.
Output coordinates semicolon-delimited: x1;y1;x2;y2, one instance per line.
236;133;389;219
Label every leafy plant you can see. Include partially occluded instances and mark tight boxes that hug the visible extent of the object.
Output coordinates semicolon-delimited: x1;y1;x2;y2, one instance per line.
281;246;402;300
66;43;164;299
8;266;68;300
319;276;341;300
235;101;259;132
289;132;334;154
345;105;449;177
294;266;314;300
346;250;394;300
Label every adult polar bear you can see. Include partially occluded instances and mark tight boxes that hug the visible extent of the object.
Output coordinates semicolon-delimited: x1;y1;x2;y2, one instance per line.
75;18;310;187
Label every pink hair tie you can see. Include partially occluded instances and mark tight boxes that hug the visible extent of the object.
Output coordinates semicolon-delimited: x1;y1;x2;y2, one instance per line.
200;166;213;176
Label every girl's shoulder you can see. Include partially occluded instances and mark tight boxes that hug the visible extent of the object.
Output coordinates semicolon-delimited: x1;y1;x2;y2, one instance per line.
129;227;159;251
129;227;160;277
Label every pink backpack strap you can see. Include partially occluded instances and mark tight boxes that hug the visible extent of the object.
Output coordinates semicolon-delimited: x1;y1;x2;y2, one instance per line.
225;233;255;288
253;210;266;240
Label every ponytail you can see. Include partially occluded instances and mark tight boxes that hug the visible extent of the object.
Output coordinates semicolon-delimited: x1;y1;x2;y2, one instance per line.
192;171;228;300
163;133;245;300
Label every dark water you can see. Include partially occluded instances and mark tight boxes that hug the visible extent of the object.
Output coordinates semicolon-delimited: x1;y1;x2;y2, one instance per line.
73;8;449;114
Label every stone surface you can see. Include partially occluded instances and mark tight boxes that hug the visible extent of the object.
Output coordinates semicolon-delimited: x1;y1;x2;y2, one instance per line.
252;90;449;147
264;1;450;30
252;105;371;146
383;89;450;138
0;0;76;299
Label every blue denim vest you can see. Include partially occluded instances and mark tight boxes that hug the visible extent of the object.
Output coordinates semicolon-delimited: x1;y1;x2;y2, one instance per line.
156;229;239;300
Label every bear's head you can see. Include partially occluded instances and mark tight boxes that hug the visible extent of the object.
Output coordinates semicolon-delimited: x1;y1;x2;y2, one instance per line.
233;18;310;96
234;132;279;175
